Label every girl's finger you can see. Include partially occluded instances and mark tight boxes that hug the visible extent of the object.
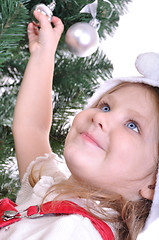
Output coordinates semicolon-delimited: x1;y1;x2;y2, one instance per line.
27;22;34;34
33;10;51;29
27;22;35;39
52;16;64;36
27;22;38;39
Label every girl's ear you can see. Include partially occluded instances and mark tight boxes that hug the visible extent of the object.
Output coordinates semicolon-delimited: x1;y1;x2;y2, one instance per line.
140;184;155;200
139;171;157;200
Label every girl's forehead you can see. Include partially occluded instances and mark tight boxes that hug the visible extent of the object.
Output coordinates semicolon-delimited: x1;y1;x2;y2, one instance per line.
92;83;159;119
98;84;159;116
101;83;158;101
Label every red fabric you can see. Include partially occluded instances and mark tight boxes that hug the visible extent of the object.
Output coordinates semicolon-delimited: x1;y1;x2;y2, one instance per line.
0;198;115;240
27;200;115;240
0;198;21;228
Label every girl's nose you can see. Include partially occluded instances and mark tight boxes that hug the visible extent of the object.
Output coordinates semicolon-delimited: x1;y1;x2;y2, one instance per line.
91;110;110;131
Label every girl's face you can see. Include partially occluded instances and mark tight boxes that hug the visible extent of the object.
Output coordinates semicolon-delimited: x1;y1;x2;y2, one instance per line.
64;84;159;200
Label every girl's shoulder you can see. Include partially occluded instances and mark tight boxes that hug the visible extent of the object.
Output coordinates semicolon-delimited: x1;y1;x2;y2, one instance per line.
16;152;68;208
25;152;68;183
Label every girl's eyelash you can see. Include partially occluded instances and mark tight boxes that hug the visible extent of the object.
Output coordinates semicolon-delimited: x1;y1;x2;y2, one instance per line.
126;119;141;134
97;100;109;109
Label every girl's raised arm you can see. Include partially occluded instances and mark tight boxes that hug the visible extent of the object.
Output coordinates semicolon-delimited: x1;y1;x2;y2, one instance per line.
12;11;64;180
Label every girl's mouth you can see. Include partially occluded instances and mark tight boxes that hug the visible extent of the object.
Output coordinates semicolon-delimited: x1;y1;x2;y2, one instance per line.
81;132;103;149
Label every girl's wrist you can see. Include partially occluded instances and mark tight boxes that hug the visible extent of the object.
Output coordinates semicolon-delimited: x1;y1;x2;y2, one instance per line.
29;48;55;63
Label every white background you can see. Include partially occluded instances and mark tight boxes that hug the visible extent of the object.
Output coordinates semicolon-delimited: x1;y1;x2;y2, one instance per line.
102;0;159;77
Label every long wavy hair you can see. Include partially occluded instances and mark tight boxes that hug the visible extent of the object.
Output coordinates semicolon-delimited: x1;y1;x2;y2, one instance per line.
29;82;159;240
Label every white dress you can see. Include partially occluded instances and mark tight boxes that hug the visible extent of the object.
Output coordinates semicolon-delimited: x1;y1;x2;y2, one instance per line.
0;153;105;240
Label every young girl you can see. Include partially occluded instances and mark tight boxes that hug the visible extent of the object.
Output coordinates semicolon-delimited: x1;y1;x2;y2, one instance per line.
1;10;159;240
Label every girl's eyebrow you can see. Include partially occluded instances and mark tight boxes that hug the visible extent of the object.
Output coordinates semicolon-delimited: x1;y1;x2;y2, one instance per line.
105;94;148;125
126;109;147;125
101;94;115;103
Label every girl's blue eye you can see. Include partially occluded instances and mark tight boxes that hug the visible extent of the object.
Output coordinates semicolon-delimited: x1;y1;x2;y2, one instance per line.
127;121;139;133
102;105;110;112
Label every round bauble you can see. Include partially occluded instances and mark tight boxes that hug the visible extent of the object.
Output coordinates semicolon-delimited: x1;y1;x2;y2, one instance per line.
31;4;53;24
65;22;99;57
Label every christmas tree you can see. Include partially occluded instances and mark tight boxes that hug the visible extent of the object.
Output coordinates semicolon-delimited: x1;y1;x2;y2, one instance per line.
0;0;132;200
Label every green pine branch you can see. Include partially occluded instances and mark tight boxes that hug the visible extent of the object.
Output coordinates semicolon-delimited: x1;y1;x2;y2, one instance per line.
0;0;29;71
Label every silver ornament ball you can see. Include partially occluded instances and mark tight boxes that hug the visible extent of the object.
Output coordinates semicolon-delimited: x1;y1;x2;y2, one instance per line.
65;22;99;57
31;4;53;24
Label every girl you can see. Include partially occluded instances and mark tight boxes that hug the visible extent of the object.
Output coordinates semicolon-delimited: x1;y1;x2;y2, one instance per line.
1;10;159;240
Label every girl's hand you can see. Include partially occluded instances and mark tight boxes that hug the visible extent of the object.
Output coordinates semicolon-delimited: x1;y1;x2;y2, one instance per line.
27;10;64;55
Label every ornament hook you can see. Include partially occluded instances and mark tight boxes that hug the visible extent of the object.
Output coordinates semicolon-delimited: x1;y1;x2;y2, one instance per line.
80;0;100;31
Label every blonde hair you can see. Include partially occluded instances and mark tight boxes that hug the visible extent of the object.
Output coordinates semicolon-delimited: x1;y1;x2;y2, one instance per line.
29;82;159;240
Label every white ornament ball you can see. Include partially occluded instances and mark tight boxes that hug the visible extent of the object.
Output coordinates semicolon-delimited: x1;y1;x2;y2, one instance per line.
65;22;99;57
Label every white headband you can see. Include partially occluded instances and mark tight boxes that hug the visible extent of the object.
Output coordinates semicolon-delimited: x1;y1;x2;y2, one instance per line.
86;52;159;108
